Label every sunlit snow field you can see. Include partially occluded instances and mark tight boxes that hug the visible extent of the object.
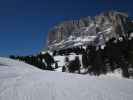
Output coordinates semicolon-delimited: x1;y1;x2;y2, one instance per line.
0;57;133;100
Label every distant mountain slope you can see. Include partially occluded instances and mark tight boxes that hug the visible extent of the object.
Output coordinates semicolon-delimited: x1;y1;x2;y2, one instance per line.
47;11;133;50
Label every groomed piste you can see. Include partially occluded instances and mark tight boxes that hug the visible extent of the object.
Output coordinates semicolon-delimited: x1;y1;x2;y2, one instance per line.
0;57;133;100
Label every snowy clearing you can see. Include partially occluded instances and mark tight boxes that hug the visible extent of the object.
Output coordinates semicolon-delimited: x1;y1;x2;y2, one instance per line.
0;57;133;100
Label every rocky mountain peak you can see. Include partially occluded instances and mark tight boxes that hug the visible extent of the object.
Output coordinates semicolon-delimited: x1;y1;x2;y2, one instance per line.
47;11;133;51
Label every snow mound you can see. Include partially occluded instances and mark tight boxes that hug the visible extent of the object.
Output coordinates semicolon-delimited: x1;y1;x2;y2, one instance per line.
100;69;123;79
0;57;133;100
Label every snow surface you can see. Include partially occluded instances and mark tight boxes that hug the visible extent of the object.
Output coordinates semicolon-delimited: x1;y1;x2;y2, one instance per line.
0;57;133;100
100;69;123;79
54;54;83;67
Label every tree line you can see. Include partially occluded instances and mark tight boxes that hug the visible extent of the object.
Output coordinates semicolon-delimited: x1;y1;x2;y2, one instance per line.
10;37;133;78
55;37;133;78
10;52;56;71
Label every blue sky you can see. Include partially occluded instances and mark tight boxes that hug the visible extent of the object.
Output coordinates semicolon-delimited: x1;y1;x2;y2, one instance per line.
0;0;132;56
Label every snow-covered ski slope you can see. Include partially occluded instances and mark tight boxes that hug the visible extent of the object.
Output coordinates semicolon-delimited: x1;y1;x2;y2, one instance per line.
0;57;133;100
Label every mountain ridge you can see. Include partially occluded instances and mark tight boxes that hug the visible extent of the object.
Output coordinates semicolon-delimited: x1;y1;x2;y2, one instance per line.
47;11;133;51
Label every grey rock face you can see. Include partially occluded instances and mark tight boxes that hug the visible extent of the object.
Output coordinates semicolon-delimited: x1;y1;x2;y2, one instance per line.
47;11;133;50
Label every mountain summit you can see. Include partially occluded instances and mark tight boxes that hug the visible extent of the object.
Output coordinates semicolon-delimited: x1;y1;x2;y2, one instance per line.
47;11;133;50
